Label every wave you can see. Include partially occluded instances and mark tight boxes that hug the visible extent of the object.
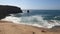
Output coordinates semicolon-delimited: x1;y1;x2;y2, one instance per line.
2;14;60;29
2;10;60;28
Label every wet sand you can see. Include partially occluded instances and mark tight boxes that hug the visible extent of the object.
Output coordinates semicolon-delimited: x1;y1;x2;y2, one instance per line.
0;21;60;34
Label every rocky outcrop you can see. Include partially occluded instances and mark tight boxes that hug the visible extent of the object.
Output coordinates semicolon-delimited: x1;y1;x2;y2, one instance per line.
0;5;22;20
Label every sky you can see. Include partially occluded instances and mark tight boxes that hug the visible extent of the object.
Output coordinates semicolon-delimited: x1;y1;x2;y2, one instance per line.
0;0;60;10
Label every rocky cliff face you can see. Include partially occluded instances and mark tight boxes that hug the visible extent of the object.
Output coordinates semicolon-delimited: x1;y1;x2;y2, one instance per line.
0;5;22;20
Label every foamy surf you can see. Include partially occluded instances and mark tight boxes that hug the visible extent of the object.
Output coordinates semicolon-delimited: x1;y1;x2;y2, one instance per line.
1;15;60;28
2;10;60;28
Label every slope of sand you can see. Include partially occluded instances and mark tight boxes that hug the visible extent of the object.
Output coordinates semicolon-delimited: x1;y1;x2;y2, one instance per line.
0;21;60;34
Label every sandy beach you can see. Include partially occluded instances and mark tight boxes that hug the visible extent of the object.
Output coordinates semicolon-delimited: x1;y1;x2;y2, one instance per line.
0;21;60;34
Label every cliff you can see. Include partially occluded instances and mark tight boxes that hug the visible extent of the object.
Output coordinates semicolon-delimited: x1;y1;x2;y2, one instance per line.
0;5;22;19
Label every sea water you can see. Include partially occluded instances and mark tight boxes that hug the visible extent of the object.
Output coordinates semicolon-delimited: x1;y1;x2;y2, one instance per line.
2;10;60;28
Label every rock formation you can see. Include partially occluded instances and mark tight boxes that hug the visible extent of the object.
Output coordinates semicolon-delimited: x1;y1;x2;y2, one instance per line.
0;5;22;20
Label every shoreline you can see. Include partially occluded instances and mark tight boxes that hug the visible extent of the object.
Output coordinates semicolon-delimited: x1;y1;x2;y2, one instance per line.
0;21;60;34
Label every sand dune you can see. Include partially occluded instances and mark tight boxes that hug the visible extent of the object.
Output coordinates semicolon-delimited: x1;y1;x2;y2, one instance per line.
0;21;60;34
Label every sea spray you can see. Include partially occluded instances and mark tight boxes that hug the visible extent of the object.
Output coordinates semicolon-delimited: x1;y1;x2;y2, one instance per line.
2;10;60;28
2;15;56;28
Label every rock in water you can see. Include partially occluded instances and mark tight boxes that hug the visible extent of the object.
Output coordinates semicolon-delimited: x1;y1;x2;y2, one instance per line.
0;5;22;20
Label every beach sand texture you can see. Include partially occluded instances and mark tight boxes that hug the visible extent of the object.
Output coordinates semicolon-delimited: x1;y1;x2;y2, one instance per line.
0;21;60;34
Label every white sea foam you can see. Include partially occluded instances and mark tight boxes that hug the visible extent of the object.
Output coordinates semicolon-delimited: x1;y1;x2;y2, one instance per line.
2;15;60;28
1;10;60;28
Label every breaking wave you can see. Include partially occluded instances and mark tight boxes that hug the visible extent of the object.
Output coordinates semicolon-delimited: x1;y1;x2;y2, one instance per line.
2;10;60;28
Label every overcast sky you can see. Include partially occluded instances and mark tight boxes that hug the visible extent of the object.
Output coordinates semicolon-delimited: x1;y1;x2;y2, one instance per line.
0;0;60;10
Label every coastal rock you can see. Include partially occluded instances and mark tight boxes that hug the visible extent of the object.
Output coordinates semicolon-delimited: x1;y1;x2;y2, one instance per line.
0;5;22;19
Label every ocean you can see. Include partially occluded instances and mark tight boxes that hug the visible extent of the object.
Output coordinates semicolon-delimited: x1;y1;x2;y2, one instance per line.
2;10;60;28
